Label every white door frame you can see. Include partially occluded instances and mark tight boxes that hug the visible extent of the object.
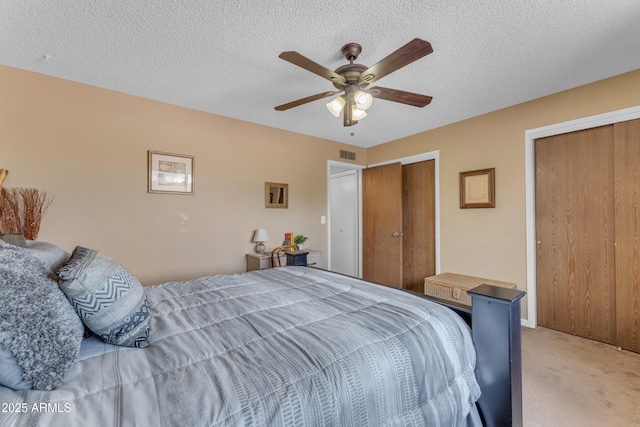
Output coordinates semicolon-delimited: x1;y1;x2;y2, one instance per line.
524;105;640;328
369;150;441;275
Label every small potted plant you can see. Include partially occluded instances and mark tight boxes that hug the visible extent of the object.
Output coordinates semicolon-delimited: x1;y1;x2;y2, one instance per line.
294;234;308;250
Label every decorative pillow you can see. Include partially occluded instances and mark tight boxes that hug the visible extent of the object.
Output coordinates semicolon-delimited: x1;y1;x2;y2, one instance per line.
0;344;32;390
57;247;150;348
0;240;85;391
25;240;70;273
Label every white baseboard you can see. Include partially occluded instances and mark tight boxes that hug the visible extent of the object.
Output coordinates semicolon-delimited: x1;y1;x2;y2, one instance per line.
521;318;534;328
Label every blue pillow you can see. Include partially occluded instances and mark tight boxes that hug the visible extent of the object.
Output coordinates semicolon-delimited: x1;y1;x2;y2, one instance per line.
0;344;32;390
57;247;150;348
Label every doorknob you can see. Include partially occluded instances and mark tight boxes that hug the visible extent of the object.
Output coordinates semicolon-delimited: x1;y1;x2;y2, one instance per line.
392;232;403;237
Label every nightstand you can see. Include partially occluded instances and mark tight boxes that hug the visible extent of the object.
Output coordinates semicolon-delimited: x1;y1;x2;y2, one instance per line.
305;250;322;268
246;250;322;271
286;250;308;266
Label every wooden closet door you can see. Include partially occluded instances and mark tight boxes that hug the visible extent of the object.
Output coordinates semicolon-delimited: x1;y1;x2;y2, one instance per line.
363;163;403;288
403;160;435;293
614;118;640;352
535;126;616;344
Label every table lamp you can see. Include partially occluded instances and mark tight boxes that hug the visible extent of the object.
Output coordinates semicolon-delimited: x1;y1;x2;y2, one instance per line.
252;229;269;254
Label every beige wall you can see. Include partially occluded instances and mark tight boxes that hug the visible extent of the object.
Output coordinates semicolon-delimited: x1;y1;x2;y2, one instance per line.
4;63;640;322
0;65;366;285
368;68;640;320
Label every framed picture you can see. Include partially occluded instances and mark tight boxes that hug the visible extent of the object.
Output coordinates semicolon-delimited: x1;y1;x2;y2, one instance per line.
459;168;495;208
148;151;194;195
283;232;294;250
265;182;288;208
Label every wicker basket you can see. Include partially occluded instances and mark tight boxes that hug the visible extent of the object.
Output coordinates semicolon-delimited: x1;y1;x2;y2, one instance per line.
424;273;516;306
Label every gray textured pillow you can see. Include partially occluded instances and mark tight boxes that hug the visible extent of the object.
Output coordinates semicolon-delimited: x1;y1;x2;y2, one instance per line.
0;240;85;390
57;247;150;348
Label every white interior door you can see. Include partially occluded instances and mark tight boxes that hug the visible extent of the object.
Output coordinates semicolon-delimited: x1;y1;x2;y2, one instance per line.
330;170;359;276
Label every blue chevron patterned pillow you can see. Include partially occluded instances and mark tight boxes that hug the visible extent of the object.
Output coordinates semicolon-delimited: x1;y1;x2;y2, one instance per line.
58;247;150;348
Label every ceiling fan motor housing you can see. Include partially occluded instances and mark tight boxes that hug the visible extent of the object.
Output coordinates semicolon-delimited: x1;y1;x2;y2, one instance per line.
333;43;372;90
333;63;369;90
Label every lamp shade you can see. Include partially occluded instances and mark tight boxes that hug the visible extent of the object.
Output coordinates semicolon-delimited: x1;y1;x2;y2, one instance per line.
326;96;346;117
253;229;269;242
352;107;368;120
353;90;373;110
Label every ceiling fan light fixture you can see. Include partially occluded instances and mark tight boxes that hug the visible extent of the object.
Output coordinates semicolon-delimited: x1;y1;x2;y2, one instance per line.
353;90;373;110
326;96;346;117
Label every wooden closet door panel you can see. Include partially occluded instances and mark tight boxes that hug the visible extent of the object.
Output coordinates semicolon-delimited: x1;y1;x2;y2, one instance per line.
402;160;436;293
535;126;616;344
363;163;403;288
614;118;640;352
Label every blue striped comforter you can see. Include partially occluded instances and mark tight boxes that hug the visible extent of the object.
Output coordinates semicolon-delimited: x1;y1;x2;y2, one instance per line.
1;267;481;426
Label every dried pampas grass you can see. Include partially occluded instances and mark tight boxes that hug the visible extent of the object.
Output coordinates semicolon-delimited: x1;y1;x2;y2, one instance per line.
0;188;22;234
19;188;53;240
0;187;53;240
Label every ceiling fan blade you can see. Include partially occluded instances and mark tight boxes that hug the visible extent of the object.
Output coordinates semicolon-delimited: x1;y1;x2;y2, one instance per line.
370;86;432;107
358;38;433;85
274;91;340;111
279;51;347;86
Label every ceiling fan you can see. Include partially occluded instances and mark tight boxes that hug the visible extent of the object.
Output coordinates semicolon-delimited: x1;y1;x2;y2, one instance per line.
274;38;433;127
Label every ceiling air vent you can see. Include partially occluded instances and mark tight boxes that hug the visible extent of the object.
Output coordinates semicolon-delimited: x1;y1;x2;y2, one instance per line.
339;150;356;161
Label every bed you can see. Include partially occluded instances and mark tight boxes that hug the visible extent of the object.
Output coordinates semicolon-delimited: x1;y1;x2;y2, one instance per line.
0;241;525;427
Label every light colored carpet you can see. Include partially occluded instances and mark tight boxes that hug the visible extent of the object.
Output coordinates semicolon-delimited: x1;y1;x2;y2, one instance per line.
522;326;640;426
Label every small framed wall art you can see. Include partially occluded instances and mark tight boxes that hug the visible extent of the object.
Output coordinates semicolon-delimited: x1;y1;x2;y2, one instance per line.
148;151;194;195
459;168;495;208
265;182;288;208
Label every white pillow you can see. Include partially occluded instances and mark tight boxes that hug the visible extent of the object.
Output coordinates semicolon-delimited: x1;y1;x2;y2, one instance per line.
25;240;70;273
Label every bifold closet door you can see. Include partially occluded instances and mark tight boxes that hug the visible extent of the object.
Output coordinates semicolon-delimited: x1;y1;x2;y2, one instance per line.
614;119;640;353
363;161;436;291
363;163;403;288
403;160;435;293
535;126;617;345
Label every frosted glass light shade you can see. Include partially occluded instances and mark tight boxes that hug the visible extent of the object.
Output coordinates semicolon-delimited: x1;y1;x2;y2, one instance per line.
326;96;346;117
352;107;368;120
353;90;373;110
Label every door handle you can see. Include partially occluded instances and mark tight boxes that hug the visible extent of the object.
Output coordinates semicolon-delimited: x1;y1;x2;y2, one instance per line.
392;232;403;237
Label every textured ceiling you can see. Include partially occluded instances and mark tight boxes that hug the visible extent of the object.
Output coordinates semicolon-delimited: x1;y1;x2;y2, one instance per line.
1;1;639;148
